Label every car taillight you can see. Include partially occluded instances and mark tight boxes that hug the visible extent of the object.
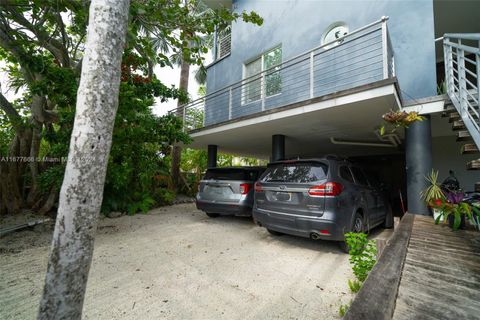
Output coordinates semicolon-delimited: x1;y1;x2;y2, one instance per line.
240;183;252;195
308;182;343;197
254;181;263;192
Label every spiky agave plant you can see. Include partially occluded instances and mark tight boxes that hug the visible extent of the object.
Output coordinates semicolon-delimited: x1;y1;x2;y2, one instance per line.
421;170;446;203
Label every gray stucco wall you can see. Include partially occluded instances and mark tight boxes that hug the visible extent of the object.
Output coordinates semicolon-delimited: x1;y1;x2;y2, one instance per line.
206;0;437;125
432;135;479;192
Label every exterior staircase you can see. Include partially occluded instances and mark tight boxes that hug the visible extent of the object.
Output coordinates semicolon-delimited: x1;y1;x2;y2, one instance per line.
442;34;480;191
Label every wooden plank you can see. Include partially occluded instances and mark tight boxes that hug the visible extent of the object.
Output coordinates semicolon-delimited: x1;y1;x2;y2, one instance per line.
393;214;480;320
344;213;415;320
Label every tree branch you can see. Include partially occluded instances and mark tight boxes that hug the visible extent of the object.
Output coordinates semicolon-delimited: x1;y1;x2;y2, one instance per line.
3;7;71;67
0;92;22;130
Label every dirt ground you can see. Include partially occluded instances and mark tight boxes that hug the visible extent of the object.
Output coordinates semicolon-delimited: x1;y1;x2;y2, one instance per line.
1;203;355;320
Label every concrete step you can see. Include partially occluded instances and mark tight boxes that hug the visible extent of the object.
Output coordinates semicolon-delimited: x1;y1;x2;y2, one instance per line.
466;159;480;170
456;130;473;142
452;120;465;131
461;143;479;155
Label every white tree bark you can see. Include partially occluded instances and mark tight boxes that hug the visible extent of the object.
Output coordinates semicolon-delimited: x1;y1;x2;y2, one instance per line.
38;1;130;319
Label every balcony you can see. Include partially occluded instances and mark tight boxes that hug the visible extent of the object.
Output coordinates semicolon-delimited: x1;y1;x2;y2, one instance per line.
171;17;395;135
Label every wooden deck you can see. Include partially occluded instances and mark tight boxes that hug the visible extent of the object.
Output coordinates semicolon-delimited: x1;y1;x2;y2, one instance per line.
344;214;480;320
393;215;480;320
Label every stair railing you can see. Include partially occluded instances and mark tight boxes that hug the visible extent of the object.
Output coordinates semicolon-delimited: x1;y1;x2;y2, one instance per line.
443;34;480;148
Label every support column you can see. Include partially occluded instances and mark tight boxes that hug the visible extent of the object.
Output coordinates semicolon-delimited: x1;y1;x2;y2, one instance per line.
272;134;285;162
207;145;217;168
405;116;432;215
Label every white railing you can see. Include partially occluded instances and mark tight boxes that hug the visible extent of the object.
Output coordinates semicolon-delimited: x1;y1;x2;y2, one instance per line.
443;34;480;148
171;17;395;132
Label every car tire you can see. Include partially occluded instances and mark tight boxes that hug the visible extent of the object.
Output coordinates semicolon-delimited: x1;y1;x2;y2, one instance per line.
338;241;350;253
267;228;283;236
206;212;220;218
339;212;364;253
382;208;394;229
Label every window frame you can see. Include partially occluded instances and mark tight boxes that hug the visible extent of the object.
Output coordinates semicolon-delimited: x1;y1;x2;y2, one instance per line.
242;45;282;105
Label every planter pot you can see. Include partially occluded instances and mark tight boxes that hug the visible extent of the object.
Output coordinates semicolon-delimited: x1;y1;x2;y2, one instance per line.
433;209;444;222
447;214;466;230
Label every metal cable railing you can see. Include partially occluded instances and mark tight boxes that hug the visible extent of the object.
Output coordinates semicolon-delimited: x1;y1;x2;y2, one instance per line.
443;33;480;148
170;17;395;132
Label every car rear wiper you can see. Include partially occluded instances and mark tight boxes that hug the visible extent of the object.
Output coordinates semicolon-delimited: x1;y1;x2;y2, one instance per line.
266;179;286;182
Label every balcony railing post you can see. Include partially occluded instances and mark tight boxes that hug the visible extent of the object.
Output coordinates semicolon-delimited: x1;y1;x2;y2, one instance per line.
457;39;467;118
261;73;265;111
381;18;388;79
310;51;314;98
182;105;187;132
444;37;454;98
228;88;232;120
477;40;480;113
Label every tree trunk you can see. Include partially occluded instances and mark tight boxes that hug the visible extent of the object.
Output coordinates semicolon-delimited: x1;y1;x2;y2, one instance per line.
171;59;190;189
38;1;129;319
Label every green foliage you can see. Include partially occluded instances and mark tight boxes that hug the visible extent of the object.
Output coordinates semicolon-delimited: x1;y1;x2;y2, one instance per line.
432;199;479;230
348;279;362;293
0;1;263;216
421;170;445;203
339;303;350;317
345;232;377;282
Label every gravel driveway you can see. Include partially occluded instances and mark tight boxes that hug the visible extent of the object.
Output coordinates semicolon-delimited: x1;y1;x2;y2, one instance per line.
1;203;353;319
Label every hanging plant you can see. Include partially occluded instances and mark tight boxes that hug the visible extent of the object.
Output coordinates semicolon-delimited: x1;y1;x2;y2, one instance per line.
380;110;425;135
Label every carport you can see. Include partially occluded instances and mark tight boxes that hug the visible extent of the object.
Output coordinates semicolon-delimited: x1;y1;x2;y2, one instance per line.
188;80;409;215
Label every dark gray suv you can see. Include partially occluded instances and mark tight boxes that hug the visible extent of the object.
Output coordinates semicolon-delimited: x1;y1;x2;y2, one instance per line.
196;167;266;218
253;157;393;248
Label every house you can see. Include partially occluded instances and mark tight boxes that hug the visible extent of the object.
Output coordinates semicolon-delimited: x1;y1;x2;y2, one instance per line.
174;0;480;215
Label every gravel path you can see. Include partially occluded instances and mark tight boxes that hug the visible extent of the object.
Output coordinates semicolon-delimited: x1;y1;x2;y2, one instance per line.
0;203;353;319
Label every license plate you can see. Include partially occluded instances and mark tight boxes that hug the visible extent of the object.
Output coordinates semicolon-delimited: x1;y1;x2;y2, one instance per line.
274;192;291;201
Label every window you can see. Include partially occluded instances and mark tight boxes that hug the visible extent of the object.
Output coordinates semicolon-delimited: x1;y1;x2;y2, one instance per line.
322;22;348;48
244;46;282;104
261;162;328;183
339;166;354;183
216;25;231;60
350;167;369;186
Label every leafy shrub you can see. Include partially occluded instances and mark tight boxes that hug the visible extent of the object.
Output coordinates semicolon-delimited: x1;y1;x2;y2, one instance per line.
345;232;377;282
348;279;362;293
339;303;350;317
154;188;176;206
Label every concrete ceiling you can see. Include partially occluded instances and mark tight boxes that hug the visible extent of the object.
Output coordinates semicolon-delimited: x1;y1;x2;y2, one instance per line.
188;84;407;159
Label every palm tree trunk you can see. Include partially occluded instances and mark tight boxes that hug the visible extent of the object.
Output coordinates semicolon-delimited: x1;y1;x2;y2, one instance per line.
171;58;190;189
38;1;129;318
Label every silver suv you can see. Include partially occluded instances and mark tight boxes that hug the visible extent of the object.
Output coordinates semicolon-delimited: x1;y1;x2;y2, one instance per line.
253;158;393;249
196;167;266;218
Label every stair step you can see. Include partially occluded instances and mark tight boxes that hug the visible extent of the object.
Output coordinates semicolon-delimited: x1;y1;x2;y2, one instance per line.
452;120;465;131
467;159;480;170
448;112;460;123
461;143;480;154
457;130;472;142
448;109;478;123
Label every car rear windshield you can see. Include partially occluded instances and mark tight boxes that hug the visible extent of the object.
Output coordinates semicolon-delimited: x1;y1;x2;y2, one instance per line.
203;168;260;181
260;162;328;183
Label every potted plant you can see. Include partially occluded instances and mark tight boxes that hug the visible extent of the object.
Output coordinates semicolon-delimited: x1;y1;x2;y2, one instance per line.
431;193;480;231
421;170;446;222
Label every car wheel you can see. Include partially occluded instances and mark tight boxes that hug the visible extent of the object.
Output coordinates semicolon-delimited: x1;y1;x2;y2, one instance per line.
382;208;394;229
338;241;350;253
339;212;364;253
206;212;220;218
267;228;283;236
352;212;364;233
